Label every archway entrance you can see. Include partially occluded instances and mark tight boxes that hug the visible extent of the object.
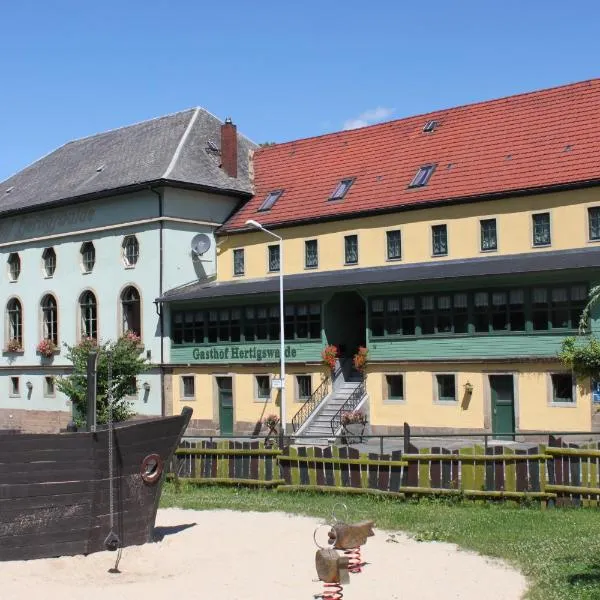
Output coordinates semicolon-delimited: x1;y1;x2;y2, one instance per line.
324;292;366;360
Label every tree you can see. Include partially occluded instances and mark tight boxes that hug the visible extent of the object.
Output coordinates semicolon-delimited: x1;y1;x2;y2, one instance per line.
579;284;600;333
56;333;149;426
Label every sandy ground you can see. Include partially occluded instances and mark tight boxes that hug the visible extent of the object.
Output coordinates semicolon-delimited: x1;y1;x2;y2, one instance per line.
0;508;527;600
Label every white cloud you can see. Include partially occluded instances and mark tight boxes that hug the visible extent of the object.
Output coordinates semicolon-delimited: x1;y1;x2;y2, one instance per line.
343;106;394;130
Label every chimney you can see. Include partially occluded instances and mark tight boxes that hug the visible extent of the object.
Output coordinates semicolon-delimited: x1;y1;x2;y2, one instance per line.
221;117;238;178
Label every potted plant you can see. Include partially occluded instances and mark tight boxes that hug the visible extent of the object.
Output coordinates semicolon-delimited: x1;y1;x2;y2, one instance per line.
37;338;58;358
6;338;22;353
353;346;368;375
263;413;280;448
340;409;368;444
322;345;338;372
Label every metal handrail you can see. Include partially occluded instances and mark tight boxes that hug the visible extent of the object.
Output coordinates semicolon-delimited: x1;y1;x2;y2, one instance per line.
330;381;366;435
291;375;331;432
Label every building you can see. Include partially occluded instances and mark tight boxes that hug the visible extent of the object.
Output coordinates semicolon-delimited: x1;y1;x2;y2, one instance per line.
0;109;255;432
160;79;600;438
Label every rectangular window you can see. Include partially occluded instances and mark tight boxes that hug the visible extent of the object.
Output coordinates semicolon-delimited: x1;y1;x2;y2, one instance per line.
453;293;469;334
44;376;55;397
297;375;312;400
436;374;456;402
509;289;526;331
551;373;574;403
181;376;195;399
329;178;354;200
386;375;404;400
409;164;435;188
480;218;498;251
589;207;600;241
344;235;358;265
268;244;280;272
233;249;245;276
10;376;19;396
259;190;283;211
431;224;448;256
532;213;551;246
305;239;318;269
256;375;271;400
386;230;401;260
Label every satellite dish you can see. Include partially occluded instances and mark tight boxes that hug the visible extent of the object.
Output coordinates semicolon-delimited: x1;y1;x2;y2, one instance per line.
191;233;212;256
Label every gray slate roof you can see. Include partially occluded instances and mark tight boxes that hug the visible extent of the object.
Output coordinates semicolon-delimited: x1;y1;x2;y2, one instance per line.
0;108;256;216
159;246;600;303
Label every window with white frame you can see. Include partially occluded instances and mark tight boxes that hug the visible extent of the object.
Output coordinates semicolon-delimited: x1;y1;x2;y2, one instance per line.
41;294;58;345
79;290;98;340
9;376;19;397
42;247;56;277
6;298;23;348
121;286;141;336
181;375;195;399
122;235;139;267
44;376;55;397
80;241;96;273
255;375;271;401
233;248;245;276
7;253;20;281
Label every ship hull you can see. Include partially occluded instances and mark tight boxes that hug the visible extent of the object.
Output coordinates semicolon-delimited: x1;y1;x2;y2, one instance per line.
0;407;191;561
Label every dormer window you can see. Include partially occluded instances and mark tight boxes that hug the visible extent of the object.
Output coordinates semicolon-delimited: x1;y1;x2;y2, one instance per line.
409;165;436;188
329;178;354;201
423;120;439;133
258;190;283;211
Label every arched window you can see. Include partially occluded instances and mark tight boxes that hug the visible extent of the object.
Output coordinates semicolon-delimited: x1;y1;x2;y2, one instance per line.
41;294;58;344
7;253;21;281
6;298;22;347
79;291;97;340
80;242;96;273
122;235;139;267
42;248;57;277
121;286;141;336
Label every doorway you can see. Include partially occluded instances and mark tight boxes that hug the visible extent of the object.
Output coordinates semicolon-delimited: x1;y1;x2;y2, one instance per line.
216;377;234;436
324;292;366;359
489;375;515;440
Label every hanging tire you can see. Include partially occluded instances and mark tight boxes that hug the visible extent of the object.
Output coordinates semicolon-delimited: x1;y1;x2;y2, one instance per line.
141;453;164;485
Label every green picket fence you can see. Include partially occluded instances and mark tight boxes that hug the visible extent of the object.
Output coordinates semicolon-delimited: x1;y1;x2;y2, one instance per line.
170;437;600;506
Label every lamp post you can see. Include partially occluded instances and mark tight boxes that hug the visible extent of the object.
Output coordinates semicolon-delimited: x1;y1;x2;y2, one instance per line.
245;219;286;444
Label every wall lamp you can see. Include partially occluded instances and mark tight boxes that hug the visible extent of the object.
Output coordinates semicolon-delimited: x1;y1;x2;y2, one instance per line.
143;382;151;392
464;381;473;395
26;381;33;391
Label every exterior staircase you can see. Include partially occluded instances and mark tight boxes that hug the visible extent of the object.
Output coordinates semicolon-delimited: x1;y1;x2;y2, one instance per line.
293;362;365;445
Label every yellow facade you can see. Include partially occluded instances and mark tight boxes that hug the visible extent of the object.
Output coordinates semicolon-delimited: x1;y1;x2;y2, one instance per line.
218;187;600;280
368;362;592;433
171;365;326;432
171;361;592;434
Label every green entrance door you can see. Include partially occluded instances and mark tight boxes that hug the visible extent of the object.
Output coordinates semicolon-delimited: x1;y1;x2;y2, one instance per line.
217;377;234;436
490;375;515;440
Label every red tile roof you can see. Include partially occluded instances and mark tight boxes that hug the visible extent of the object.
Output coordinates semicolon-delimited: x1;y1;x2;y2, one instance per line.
223;79;600;233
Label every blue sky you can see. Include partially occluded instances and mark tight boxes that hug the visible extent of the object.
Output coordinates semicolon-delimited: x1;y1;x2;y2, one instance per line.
1;0;599;182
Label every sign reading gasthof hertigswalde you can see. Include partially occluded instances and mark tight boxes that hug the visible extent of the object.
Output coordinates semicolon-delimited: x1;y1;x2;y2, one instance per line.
191;346;298;362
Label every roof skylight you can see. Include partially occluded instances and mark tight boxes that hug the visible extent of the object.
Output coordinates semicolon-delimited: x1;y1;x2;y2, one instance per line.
258;189;284;211
409;165;436;188
423;120;439;133
329;178;354;201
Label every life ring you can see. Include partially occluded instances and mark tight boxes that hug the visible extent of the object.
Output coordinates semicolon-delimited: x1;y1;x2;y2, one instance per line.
140;453;163;485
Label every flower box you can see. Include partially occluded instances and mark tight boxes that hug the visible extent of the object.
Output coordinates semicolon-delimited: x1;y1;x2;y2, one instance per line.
36;339;58;358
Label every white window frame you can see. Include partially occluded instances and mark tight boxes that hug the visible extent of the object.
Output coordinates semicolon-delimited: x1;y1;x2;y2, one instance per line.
548;372;577;407
180;375;196;400
9;376;20;398
383;373;406;403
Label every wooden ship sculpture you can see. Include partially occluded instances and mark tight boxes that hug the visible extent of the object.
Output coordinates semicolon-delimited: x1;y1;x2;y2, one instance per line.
0;353;192;562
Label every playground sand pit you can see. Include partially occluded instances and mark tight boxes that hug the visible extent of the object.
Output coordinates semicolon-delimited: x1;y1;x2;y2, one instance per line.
0;508;527;599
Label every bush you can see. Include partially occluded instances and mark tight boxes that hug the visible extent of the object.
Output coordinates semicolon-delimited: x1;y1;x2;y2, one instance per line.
56;334;149;426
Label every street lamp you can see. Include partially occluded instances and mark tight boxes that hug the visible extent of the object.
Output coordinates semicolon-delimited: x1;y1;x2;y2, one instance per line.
245;219;287;440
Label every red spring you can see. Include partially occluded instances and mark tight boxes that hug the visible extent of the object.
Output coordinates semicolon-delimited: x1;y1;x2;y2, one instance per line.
319;582;344;599
344;547;363;573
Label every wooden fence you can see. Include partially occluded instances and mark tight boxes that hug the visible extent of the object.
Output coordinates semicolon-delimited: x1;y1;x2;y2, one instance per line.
169;437;600;506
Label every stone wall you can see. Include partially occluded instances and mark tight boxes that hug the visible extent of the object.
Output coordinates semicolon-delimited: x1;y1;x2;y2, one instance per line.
0;408;72;433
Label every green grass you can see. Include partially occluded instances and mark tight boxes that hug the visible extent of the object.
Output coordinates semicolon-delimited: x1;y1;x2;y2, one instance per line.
161;483;600;599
